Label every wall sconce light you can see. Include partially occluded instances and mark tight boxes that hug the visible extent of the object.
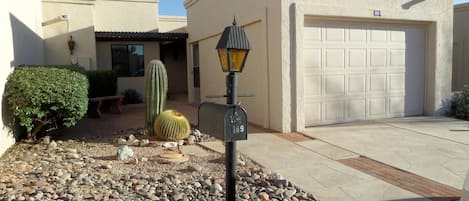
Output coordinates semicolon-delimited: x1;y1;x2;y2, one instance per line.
67;36;75;55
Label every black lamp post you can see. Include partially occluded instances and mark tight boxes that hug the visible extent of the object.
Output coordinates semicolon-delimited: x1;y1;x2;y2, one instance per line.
216;18;250;201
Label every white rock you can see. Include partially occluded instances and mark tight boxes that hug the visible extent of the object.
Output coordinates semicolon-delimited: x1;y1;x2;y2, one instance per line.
177;140;184;146
117;145;134;161
269;172;284;180
66;153;80;159
139;139;150;146
128;134;137;141
187;135;196;145
129;139;140;146
192;129;202;137
48;141;57;149
42;136;51;145
117;138;127;145
65;148;77;154
163;142;178;149
141;157;148;162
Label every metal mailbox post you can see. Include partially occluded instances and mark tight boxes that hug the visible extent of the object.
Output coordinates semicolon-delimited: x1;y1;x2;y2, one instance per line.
198;102;248;142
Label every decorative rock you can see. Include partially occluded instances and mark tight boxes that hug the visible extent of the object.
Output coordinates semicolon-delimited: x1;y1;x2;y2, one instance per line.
129;158;138;165
162;142;178;149
66;153;80;159
102;163;112;169
128;134;137;141
141;157;148;162
188;164;202;172
177;140;184;146
210;183;222;193
139;139;150;146
48;141;57;149
65;148;77;154
237;158;246;166
42;136;51;145
269;172;283;180
117;138;127;145
117;145;134;161
285;189;297;198
186;135;196;145
258;192;269;201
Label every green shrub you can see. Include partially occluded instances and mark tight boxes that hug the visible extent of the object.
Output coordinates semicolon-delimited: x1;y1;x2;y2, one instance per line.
24;64;86;75
4;67;89;139
122;89;142;104
450;85;469;120
86;70;117;98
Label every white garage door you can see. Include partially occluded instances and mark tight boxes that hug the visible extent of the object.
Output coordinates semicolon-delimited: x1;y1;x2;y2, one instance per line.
303;20;425;126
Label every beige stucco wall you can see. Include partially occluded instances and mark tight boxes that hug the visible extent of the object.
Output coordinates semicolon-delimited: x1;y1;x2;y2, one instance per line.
96;41;160;98
158;16;187;33
94;0;159;32
186;0;453;133
42;0;97;70
453;3;469;91
1;0;45;156
185;0;275;128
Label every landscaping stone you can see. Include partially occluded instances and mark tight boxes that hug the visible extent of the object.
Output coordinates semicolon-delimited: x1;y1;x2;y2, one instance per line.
117;145;134;161
139;139;149;146
42;136;51;145
0;139;317;201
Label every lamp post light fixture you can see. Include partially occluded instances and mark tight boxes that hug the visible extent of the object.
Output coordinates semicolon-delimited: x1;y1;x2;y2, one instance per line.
215;17;250;201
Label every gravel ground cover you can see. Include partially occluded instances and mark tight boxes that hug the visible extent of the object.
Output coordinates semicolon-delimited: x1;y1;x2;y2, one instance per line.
0;132;317;201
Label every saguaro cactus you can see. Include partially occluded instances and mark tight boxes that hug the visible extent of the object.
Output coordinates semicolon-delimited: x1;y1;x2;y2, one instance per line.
145;60;168;135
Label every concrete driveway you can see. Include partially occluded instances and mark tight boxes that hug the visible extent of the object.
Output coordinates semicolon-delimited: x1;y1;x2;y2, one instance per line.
303;117;469;189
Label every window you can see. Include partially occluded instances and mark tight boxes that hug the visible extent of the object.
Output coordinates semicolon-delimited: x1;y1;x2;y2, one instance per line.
111;44;144;77
192;44;200;88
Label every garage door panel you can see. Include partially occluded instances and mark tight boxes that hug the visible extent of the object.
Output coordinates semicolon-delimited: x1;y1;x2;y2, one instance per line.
325;101;345;121
370;49;388;67
370;27;388;42
349;27;367;42
390;49;406;67
325;26;345;42
388;73;405;92
348;75;366;93
390;28;406;43
368;98;386;117
325;75;345;95
325;49;345;68
349;49;367;68
303;20;425;126
389;96;405;115
369;74;387;92
348;99;367;119
304;75;322;97
304;102;322;124
304;48;322;69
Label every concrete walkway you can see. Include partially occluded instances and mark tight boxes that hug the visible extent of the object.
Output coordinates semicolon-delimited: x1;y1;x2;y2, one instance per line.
201;134;431;201
303;117;469;189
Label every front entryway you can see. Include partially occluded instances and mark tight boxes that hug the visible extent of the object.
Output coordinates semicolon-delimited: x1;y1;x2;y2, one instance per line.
303;19;426;126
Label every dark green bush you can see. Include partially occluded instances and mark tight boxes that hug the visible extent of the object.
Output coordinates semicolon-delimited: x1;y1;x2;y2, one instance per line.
122;89;143;104
4;67;89;139
86;70;117;98
450;85;469;120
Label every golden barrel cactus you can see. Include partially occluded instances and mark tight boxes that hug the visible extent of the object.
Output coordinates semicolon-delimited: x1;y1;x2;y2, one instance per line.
154;110;190;141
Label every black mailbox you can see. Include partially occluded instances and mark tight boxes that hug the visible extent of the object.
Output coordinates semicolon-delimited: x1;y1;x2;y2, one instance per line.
198;102;248;142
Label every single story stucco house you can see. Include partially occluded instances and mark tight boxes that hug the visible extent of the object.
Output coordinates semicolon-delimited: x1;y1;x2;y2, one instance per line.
453;2;469;91
184;0;454;133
